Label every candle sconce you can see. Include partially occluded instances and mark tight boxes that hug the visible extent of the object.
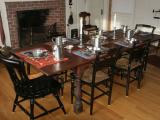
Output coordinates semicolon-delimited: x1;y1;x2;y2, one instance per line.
153;9;160;19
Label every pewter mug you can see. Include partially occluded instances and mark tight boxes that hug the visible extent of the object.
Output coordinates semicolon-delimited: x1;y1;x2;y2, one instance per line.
126;29;136;41
127;30;131;40
93;35;101;51
53;45;63;61
121;25;128;34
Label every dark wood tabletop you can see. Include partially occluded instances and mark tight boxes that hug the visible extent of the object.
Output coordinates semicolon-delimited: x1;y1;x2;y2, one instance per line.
103;29;160;43
12;42;92;76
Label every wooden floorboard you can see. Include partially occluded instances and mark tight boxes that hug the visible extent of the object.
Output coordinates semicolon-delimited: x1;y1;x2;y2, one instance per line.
0;64;160;120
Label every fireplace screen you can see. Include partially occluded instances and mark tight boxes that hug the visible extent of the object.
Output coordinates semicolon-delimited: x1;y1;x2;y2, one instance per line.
17;9;50;47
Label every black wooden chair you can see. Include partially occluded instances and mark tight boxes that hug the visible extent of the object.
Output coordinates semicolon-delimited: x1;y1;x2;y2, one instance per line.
135;24;160;54
135;24;156;34
135;24;155;70
79;11;98;36
115;41;149;96
0;55;66;120
71;49;119;115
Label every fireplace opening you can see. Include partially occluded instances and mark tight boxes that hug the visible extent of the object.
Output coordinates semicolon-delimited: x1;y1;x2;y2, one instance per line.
17;9;51;47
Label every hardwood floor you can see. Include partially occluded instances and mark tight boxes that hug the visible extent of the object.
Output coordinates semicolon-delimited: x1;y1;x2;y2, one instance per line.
0;64;160;120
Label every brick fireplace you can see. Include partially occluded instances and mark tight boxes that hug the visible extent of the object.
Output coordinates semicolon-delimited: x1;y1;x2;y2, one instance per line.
5;0;65;48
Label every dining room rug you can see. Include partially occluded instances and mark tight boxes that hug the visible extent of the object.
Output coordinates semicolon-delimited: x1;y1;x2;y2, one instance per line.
148;55;160;68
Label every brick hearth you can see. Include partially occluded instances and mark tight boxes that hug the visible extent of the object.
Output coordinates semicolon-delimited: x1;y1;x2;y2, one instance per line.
5;0;65;48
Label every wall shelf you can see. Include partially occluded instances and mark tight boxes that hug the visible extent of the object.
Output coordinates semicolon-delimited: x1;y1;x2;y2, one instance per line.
153;9;160;19
154;17;160;19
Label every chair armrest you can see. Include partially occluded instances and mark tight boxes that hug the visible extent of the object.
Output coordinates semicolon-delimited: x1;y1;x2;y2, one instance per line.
28;72;43;79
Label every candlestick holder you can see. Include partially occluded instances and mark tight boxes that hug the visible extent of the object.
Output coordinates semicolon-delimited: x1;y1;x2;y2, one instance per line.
112;27;116;40
78;34;83;48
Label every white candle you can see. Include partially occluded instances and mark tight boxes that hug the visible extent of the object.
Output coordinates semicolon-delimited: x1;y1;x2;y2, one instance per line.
80;17;83;35
113;13;117;28
95;35;99;48
99;30;102;36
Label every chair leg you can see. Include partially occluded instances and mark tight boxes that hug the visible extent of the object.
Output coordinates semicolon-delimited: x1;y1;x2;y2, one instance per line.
108;80;113;105
90;86;95;115
137;68;143;89
64;70;68;82
59;77;64;96
30;98;35;120
71;79;74;104
143;59;147;71
144;52;149;71
55;95;66;114
126;73;130;96
120;71;123;80
12;95;19;112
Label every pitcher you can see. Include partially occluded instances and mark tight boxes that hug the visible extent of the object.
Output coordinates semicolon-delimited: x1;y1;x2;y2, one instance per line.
55;36;63;46
121;25;128;34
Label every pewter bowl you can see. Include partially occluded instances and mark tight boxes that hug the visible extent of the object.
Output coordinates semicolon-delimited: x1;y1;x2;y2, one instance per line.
32;49;44;58
24;49;48;58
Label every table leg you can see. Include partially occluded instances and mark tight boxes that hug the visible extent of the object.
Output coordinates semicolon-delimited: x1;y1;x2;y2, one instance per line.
73;64;89;113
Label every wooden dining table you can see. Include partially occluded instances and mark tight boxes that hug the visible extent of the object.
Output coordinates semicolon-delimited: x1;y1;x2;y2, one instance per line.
11;30;160;114
12;41;94;113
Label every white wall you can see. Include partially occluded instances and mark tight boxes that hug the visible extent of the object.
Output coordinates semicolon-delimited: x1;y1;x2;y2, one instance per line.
0;0;11;46
111;0;135;29
65;0;87;38
66;0;109;37
103;0;109;31
86;0;109;30
134;0;160;34
69;0;160;33
86;0;103;28
112;0;135;14
112;0;160;34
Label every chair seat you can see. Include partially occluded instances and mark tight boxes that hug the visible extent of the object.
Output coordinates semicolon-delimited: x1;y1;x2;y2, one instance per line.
28;72;43;79
18;75;61;98
83;25;98;31
81;66;109;84
116;58;142;70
